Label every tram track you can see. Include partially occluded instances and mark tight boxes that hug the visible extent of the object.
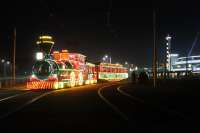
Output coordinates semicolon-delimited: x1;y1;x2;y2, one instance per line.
98;84;186;123
0;83;113;120
0;91;32;103
98;85;131;121
98;85;129;121
117;85;186;119
0;88;72;120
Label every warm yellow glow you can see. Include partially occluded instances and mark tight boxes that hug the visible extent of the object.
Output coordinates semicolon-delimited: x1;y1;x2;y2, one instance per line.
53;51;59;53
52;50;69;61
84;79;97;85
52;51;60;61
39;36;52;40
62;49;68;53
60;52;69;60
78;72;84;85
36;41;55;44
91;80;94;84
86;62;95;67
54;82;59;89
36;41;40;44
59;82;64;88
100;63;123;67
69;72;76;87
27;81;59;89
85;80;90;85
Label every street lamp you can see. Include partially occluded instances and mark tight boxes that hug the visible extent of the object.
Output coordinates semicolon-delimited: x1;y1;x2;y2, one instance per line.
6;61;10;65
135;66;138;71
102;54;111;64
102;55;108;63
1;59;5;63
1;60;11;77
102;57;106;62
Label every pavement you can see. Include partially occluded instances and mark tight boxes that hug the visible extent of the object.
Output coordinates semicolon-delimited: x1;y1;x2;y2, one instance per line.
0;81;199;132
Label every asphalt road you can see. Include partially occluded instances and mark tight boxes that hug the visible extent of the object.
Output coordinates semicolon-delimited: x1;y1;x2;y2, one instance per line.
0;82;198;132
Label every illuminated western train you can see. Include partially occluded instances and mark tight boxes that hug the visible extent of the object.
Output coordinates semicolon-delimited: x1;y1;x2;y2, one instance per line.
27;35;128;89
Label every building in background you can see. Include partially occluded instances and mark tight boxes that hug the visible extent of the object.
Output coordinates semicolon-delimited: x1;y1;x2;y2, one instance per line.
171;55;200;73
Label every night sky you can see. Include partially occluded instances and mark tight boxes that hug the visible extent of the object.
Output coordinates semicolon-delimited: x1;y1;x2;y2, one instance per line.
1;0;200;74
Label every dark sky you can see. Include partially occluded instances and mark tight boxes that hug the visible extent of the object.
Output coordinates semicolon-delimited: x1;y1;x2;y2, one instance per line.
1;0;200;73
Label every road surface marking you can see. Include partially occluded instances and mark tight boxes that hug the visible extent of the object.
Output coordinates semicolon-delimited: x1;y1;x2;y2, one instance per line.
0;91;31;103
98;85;129;121
117;86;144;103
0;88;74;119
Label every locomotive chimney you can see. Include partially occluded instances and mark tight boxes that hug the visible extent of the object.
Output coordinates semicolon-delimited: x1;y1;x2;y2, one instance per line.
36;35;55;58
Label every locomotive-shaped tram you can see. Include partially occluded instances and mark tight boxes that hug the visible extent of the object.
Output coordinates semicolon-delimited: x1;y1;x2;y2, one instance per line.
27;35;128;89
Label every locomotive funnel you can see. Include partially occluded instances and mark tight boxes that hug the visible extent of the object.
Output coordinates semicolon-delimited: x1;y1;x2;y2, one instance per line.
36;35;54;56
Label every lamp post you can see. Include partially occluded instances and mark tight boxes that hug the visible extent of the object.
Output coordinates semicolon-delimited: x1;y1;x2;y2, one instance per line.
6;61;11;78
1;59;6;77
153;10;157;88
102;57;106;63
102;55;112;63
1;60;11;78
125;61;129;69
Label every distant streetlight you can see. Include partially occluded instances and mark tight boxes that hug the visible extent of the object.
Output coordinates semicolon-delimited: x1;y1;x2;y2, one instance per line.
102;57;106;61
1;60;11;77
135;66;138;71
1;59;5;63
125;61;128;65
102;54;111;63
6;61;10;65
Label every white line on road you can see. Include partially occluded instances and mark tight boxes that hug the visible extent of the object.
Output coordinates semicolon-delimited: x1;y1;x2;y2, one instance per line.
0;91;31;103
0;88;73;119
98;85;129;121
117;86;144;103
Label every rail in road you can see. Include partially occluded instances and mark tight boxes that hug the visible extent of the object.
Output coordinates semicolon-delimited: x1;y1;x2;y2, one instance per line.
0;83;113;120
0;88;74;120
98;84;186;122
0;82;187;131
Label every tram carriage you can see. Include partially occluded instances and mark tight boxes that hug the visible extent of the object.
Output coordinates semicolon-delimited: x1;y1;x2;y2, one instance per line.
27;35;128;89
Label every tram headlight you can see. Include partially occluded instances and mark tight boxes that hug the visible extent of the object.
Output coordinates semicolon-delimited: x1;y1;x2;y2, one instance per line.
36;52;44;61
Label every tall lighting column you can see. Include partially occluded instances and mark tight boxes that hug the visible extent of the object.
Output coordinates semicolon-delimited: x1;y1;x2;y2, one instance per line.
165;34;172;72
153;10;157;88
13;28;16;86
